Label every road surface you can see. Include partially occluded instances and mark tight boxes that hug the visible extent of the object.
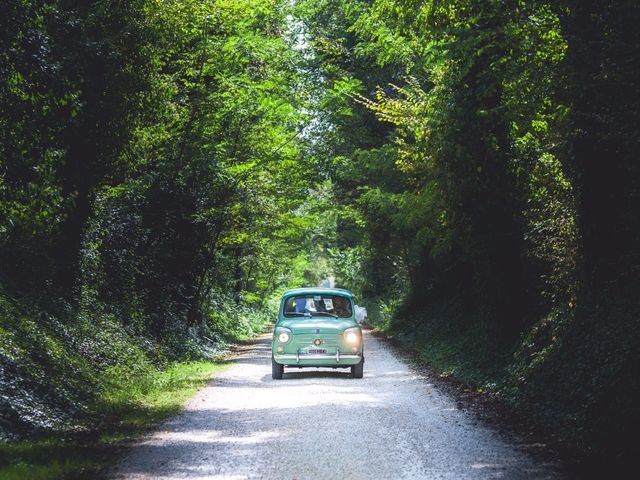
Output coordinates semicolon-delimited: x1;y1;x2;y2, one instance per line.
111;330;560;479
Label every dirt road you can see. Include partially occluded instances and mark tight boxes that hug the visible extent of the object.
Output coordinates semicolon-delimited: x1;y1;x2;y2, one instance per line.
111;330;560;479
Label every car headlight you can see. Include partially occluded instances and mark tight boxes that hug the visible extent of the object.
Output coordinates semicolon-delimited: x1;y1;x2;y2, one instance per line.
344;328;360;345
278;331;290;343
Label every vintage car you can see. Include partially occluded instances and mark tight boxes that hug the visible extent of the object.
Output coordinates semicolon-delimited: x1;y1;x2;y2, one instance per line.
272;287;364;379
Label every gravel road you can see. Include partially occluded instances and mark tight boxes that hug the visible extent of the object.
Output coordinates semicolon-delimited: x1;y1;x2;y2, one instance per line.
111;330;560;480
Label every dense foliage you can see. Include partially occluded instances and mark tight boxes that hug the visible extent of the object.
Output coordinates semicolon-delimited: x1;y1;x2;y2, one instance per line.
1;0;639;472
296;0;640;469
1;0;318;436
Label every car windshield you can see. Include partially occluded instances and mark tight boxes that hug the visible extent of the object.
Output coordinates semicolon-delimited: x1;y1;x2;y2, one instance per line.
283;294;352;318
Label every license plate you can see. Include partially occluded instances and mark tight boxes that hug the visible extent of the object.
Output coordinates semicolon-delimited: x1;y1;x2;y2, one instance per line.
307;348;327;354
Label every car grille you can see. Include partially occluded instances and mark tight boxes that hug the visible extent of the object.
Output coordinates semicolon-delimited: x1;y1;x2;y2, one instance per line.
291;333;340;349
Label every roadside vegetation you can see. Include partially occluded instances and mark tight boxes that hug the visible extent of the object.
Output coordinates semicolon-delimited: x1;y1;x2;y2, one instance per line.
1;0;639;477
0;0;320;474
0;358;229;479
297;0;639;473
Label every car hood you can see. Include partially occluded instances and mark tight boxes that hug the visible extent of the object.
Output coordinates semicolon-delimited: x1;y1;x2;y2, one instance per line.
278;318;357;334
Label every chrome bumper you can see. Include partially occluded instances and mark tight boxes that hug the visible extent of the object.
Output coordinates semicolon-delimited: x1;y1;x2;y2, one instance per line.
274;347;363;365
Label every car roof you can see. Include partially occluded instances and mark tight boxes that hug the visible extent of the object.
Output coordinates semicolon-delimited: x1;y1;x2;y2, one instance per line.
282;287;354;298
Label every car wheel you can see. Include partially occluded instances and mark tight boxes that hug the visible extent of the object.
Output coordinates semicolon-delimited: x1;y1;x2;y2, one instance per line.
272;358;284;380
351;359;364;379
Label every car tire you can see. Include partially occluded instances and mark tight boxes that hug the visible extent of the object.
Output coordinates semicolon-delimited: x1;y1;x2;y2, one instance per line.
351;359;364;379
272;358;284;380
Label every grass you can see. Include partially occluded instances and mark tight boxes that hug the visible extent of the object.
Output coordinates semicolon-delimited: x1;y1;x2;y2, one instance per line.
0;360;231;480
365;296;508;387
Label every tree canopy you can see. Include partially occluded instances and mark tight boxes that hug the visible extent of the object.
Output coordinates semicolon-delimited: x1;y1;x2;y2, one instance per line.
1;0;639;470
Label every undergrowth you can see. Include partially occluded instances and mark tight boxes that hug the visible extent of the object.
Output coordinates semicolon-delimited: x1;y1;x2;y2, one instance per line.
367;292;640;470
0;360;229;480
0;287;274;478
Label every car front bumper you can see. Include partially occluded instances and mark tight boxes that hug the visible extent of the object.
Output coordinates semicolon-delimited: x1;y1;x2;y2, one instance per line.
273;352;363;366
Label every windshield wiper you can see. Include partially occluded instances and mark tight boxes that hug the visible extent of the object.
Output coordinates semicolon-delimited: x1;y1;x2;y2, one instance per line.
311;312;338;318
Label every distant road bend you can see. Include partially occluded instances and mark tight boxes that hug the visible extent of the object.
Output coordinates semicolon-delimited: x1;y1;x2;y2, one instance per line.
111;330;560;479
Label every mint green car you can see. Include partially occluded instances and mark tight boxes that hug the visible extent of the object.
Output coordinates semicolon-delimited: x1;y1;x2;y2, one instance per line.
272;287;364;379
